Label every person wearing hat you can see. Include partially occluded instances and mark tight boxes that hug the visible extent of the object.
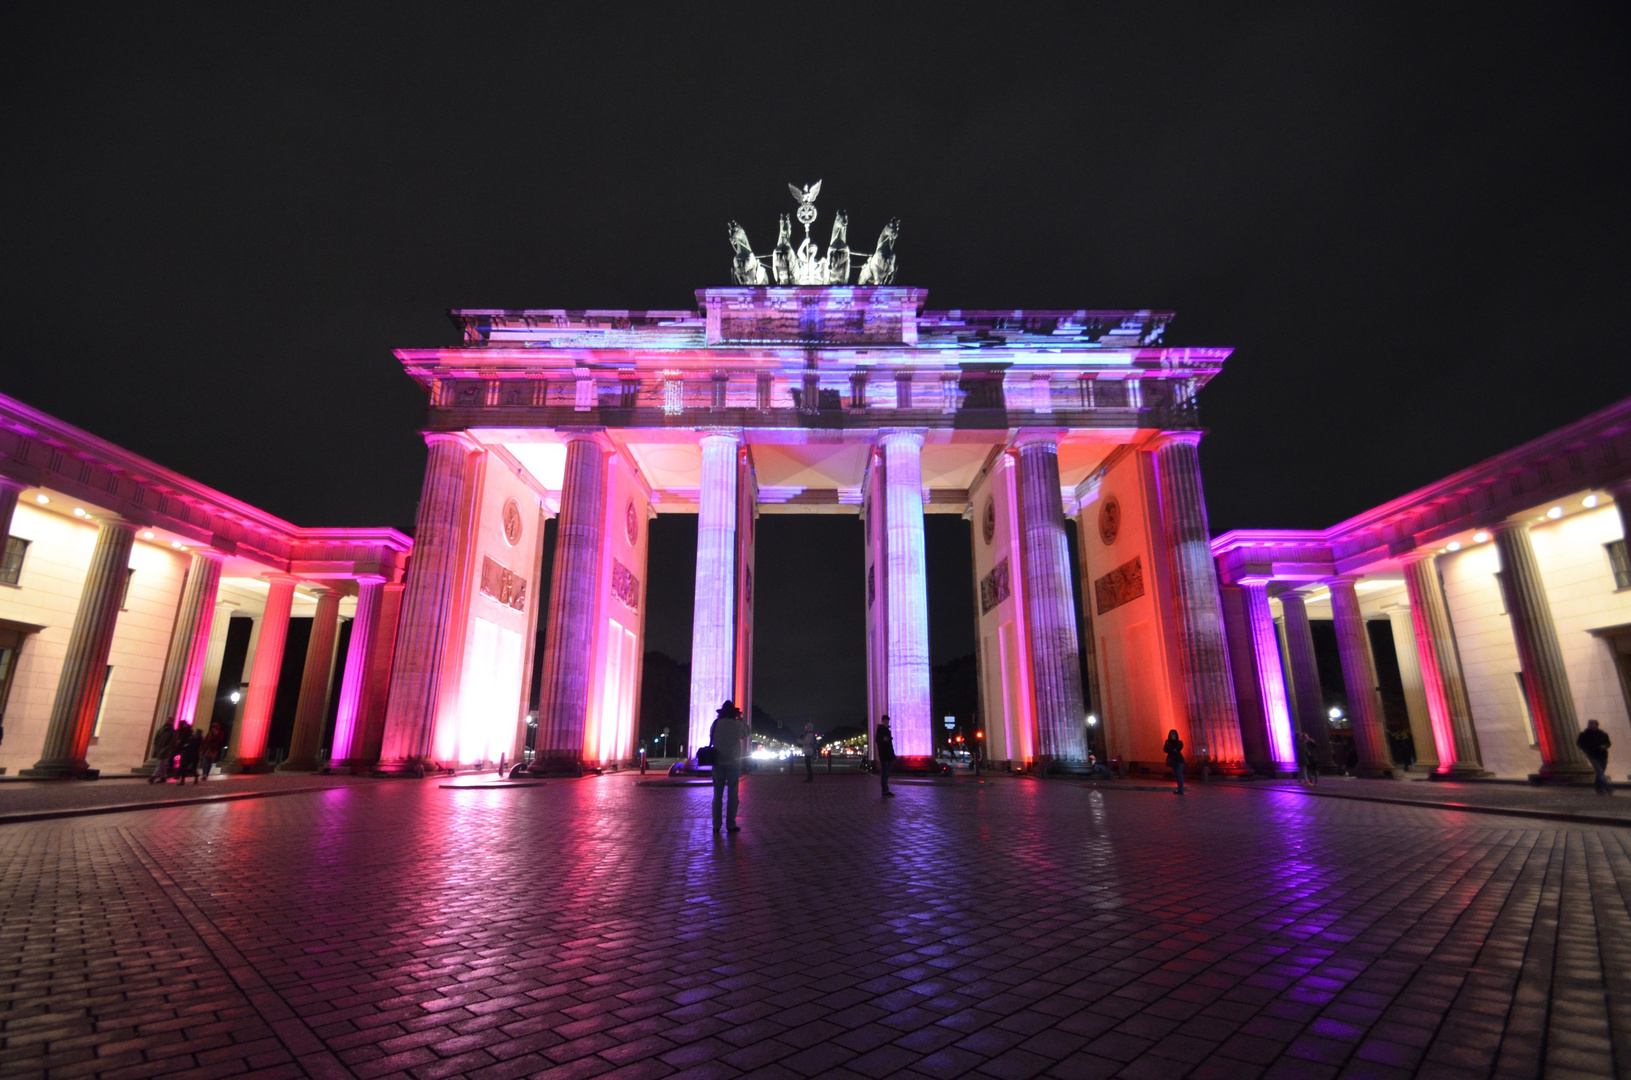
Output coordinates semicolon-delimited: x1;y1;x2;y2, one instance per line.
876;714;897;797
710;700;749;833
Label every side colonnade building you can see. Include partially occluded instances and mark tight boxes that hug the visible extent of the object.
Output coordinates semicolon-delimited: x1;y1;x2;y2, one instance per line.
1212;397;1631;782
0;394;410;778
375;285;1247;777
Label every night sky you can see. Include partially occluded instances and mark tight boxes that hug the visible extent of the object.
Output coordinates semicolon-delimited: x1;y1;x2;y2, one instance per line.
4;5;1628;729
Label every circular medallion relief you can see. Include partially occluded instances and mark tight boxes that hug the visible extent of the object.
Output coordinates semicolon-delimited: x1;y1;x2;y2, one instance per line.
501;498;523;546
981;497;996;546
625;499;639;545
1098;495;1122;547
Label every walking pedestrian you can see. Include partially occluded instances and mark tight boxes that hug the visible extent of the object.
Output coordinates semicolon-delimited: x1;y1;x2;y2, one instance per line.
1578;719;1613;796
710;700;747;833
800;723;818;782
149;723;176;783
876;714;897;797
1298;730;1320;786
199;721;226;781
177;725;203;784
1163;728;1186;794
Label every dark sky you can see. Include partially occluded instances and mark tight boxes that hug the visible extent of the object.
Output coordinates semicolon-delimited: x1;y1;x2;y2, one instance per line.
5;4;1628;727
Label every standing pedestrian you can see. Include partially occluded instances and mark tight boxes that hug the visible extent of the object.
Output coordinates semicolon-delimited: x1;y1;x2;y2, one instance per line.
149;723;176;783
876;714;897;797
177;725;203;784
800;723;818;782
1163;729;1186;795
1298;730;1320;786
199;721;226;781
1578;719;1613;796
710;700;747;833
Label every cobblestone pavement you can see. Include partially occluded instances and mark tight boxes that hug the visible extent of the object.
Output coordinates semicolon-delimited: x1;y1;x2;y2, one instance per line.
0;774;372;821
1246;777;1631;825
3;773;1630;1080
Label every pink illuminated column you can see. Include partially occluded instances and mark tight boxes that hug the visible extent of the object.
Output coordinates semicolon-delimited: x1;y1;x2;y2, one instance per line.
1494;520;1593;781
225;574;298;773
1014;434;1087;765
328;575;385;767
138;550;224;769
378;433;481;774
354;582;404;768
1328;577;1394;778
881;430;932;759
687;430;741;754
1401;554;1485;776
23;518;137;779
533;432;609;774
279;587;342;771
1150;432;1247;773
1241;582;1297;769
1279;591;1334;768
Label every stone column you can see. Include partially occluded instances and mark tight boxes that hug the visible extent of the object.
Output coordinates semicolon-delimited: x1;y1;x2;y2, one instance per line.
1383;604;1439;771
1241;582;1297;770
279;588;341;771
1328;577;1394;778
1494;520;1593;781
225;574;298;773
1150;432;1247;773
686;431;740;755
1400;554;1486;776
881;430;932;760
1015;434;1087;766
0;478;25;542
353;582;404;769
1278;591;1334;768
533;433;609;774
328;576;385;767
378;433;480;774
23;518;137;778
136;551;224;771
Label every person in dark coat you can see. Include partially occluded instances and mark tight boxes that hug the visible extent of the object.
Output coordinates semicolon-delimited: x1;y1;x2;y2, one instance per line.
1577;719;1613;795
199;721;226;781
709;700;747;833
1298;730;1320;786
176;725;203;784
1163;729;1186;794
149;723;177;783
876;715;897;797
799;723;819;782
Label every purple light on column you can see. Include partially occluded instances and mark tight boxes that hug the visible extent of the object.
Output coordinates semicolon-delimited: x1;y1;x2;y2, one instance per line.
687;431;740;753
881;430;931;758
1242;581;1297;768
329;575;385;764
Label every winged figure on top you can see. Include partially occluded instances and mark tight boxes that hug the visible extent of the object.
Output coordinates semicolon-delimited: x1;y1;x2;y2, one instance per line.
727;182;899;286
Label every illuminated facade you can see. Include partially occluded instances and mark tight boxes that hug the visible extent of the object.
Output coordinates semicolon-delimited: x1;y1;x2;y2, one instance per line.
1212;399;1631;782
380;285;1243;775
0;394;409;778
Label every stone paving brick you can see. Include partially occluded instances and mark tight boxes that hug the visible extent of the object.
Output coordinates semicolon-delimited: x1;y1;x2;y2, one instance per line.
4;774;1631;1077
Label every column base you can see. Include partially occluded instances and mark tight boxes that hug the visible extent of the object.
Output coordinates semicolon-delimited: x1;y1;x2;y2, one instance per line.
1428;765;1493;780
371;759;446;778
19;763;100;780
1036;756;1093;777
889;756;946;775
222;760;274;775
275;759;320;773
1527;766;1597;785
1197;761;1254;778
129;761;161;775
1355;765;1397;779
527;753;589;777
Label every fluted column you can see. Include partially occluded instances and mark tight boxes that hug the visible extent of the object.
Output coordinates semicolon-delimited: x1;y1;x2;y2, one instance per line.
533;433;609;774
353;582;403;769
279;588;341;771
1241;583;1297;770
1401;554;1484;775
686;431;740;755
1494;520;1592;780
1383;605;1438;771
225;574;298;773
1015;435;1087;765
328;576;385;766
1328;577;1394;778
881;430;932;759
378;433;481;773
136;551;224;771
1151;433;1246;773
1278;591;1334;768
23;519;137;778
0;478;24;543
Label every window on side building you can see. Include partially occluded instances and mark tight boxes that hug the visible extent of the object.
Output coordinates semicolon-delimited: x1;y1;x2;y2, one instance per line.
0;537;27;586
1608;539;1630;590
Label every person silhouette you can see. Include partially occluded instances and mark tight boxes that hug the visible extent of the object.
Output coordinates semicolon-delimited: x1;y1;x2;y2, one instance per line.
710;700;748;833
876;715;897;797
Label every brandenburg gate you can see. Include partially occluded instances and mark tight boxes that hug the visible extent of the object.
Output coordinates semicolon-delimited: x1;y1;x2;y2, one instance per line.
373;186;1251;777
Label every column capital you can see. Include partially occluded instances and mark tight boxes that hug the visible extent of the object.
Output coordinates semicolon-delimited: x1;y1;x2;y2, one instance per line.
351;572;389;585
696;427;742;446
878;428;926;450
1397;549;1436;567
421;430;482;452
1146;429;1205;452
1011;429;1065;453
0;476;27;495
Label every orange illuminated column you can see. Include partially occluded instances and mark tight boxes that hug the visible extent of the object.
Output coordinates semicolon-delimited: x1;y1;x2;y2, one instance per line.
1014;433;1087;767
1149;432;1247;773
1400;554;1486;776
225;574;298;773
23;518;137;779
378;433;481;774
532;432;609;774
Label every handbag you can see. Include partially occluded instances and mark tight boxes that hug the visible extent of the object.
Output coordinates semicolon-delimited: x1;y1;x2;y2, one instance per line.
696;745;717;766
